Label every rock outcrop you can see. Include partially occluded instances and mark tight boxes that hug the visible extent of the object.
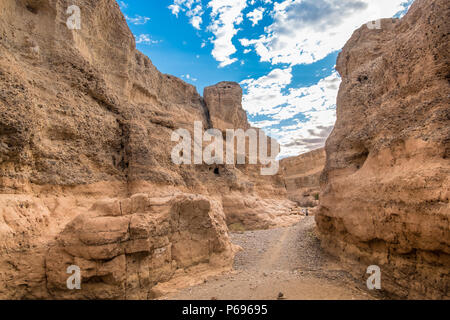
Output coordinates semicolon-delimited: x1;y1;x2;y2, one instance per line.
203;82;250;132
281;148;325;207
316;0;450;299
222;196;303;231
0;0;300;299
45;193;235;299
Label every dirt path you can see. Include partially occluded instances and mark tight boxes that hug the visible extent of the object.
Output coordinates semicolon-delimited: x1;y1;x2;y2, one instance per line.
163;217;381;300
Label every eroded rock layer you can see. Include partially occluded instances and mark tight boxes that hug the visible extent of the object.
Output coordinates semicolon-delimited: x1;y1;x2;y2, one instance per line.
45;193;235;299
316;0;450;299
0;0;300;299
281;148;325;207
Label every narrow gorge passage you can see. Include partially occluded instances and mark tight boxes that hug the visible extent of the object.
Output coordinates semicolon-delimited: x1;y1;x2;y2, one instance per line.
163;217;383;300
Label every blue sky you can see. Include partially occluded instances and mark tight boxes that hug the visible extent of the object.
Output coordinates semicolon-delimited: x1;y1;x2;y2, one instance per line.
118;0;413;158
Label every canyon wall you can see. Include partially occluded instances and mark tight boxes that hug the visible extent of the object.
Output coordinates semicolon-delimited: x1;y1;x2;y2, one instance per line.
0;0;300;299
316;0;450;299
281;148;325;207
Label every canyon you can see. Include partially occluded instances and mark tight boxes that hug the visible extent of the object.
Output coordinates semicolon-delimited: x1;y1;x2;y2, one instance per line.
0;0;448;300
281;148;325;208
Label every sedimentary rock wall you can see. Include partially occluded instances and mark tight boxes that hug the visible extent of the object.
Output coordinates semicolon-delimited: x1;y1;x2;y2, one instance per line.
281;148;325;207
203;81;250;132
316;0;450;299
45;193;234;299
0;0;299;299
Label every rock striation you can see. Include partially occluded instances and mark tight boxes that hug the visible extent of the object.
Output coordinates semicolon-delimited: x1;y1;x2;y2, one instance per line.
203;81;250;132
281;148;325;207
316;0;450;299
0;0;301;299
45;193;235;299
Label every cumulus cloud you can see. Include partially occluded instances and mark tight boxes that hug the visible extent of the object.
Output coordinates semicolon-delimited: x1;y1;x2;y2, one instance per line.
238;0;412;156
168;0;204;30
272;72;340;121
186;4;204;30
247;7;265;26
243;69;341;157
240;0;408;65
168;4;181;16
276;110;336;157
207;0;247;67
165;0;413;156
250;119;281;128
241;67;293;115
241;68;340;118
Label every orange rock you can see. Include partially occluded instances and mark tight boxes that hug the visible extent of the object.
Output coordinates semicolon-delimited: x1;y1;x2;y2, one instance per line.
316;0;450;299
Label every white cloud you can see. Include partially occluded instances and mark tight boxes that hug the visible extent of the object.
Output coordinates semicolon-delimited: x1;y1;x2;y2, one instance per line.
168;0;204;30
247;7;265;26
186;4;204;30
250;119;281;128
119;1;128;10
273;72;341;121
135;34;160;45
207;0;247;67
249;0;273;5
276;109;336;157
240;67;293;116
182;74;198;81
168;4;181;17
190;15;203;29
241;69;340;120
242;69;341;156
126;15;151;25
240;0;408;66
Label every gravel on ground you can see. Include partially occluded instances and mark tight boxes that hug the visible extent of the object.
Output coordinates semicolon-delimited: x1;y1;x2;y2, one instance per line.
162;217;384;300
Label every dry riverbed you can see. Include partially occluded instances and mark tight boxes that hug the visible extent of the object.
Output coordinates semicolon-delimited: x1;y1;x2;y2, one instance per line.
162;217;384;300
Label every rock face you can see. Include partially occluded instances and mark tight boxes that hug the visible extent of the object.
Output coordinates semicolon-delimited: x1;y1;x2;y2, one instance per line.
281;148;325;207
0;0;300;299
203;82;250;132
223;196;303;231
46;193;234;299
316;0;450;299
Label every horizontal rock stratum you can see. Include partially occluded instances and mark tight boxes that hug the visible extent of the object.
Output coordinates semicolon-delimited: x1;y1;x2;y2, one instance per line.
316;0;450;299
281;148;325;207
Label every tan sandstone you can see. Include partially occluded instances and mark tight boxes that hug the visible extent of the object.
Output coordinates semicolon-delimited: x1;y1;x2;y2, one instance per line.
316;0;450;299
0;0;301;299
281;148;325;208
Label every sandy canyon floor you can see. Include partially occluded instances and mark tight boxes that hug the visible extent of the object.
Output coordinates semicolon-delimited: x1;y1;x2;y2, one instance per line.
162;217;385;300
